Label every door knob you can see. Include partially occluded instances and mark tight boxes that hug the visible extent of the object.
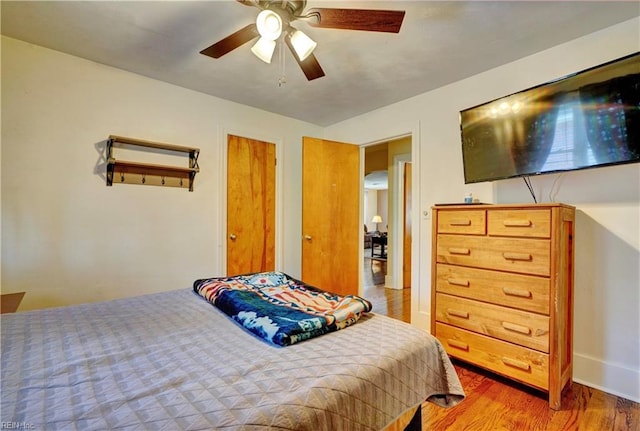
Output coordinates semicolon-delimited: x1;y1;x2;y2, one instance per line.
304;235;312;241
229;233;237;240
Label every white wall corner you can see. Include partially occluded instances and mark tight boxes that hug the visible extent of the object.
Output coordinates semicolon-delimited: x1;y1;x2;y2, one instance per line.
573;352;640;403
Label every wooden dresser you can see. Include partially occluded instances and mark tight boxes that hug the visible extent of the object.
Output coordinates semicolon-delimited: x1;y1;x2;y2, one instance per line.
431;203;575;409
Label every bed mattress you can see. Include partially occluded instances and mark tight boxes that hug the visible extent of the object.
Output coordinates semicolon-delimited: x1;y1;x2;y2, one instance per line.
1;288;464;430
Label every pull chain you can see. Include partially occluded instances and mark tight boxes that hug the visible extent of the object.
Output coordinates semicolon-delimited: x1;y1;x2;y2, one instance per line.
278;37;286;87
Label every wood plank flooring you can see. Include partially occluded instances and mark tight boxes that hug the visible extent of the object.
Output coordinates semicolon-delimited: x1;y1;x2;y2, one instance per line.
363;257;410;323
361;257;640;431
422;361;639;431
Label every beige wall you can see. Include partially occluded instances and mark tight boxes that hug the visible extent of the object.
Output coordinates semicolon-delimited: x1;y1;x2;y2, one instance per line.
1;36;322;310
364;189;387;234
364;144;388;175
325;18;640;402
376;190;388;231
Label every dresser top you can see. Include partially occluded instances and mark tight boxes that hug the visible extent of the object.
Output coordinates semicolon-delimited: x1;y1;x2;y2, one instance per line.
433;202;575;210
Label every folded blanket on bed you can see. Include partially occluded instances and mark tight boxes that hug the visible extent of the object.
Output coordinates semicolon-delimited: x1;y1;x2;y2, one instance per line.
193;271;372;346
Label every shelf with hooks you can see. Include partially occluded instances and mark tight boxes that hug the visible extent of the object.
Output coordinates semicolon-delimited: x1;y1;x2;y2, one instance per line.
106;135;200;191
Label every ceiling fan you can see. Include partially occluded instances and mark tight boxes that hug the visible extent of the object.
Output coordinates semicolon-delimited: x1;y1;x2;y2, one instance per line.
200;0;405;81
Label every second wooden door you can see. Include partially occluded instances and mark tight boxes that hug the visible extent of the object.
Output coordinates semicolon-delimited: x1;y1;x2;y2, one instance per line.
301;136;360;296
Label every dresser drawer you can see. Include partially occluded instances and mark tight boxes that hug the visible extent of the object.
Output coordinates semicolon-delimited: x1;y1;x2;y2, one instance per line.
436;234;551;276
435;263;550;314
488;209;551;238
435;323;549;390
435;293;549;352
437;210;486;235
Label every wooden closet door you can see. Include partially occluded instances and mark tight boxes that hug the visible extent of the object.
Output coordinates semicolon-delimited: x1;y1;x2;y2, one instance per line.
301;136;360;296
226;135;275;276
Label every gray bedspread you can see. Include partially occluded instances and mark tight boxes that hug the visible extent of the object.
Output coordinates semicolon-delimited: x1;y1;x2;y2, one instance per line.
1;289;464;430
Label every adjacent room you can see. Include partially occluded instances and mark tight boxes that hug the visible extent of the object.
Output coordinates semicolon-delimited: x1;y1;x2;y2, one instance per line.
2;1;639;430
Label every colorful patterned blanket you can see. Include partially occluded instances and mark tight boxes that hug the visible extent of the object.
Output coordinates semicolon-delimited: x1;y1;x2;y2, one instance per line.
193;271;372;346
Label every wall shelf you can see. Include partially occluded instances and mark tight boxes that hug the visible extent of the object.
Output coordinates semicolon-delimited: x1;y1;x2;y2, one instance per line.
106;135;200;191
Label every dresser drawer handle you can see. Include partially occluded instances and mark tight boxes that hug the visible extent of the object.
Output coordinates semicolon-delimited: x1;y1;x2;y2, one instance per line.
503;252;532;261
502;357;531;371
447;309;469;319
502;321;532;335
447;339;469;351
447;278;470;287
503;219;532;227
449;247;471;255
449;219;471;226
502;287;532;298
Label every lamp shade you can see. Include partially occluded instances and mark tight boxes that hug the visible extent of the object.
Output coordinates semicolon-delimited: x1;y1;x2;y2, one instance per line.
256;10;282;41
289;29;317;61
371;215;383;224
251;37;276;63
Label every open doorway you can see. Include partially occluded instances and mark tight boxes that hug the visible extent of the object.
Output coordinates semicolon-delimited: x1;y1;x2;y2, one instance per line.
362;137;412;322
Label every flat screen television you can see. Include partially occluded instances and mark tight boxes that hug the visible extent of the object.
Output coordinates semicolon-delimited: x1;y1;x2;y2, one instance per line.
460;52;639;184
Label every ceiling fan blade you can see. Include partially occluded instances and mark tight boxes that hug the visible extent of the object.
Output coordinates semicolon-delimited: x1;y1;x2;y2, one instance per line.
200;24;259;59
298;53;325;81
235;0;258;6
306;8;405;33
284;35;325;81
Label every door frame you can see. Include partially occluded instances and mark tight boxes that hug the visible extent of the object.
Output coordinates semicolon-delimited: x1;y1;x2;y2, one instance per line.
358;121;423;326
217;127;284;274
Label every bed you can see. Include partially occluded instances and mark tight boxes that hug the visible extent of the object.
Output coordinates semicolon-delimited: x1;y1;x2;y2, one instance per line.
1;273;464;430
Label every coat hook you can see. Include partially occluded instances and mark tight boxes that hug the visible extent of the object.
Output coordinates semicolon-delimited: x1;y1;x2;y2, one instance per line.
142;174;146;184
120;172;125;182
180;178;183;187
161;176;165;185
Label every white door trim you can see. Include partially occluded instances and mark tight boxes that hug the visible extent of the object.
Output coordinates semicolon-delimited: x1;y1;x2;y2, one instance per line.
357;121;423;327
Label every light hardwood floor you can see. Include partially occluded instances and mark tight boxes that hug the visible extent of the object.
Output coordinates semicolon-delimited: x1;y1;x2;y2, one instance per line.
363;257;410;323
362;257;640;431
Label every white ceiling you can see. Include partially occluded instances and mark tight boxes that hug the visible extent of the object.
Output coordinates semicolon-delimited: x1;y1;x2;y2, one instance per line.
2;1;638;127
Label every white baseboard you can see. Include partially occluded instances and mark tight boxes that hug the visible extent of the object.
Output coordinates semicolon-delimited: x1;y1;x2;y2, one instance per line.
412;310;430;333
572;352;640;403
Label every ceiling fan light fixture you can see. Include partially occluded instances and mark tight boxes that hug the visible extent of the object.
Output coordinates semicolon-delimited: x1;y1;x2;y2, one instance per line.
256;9;282;40
289;29;317;61
251;37;276;63
201;2;406;82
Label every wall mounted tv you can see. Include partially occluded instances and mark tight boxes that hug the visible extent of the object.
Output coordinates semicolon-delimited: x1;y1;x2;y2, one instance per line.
460;52;639;184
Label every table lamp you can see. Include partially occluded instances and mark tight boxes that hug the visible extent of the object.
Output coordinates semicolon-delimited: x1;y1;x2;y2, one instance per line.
371;215;382;232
